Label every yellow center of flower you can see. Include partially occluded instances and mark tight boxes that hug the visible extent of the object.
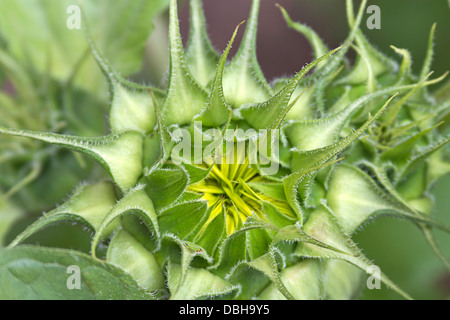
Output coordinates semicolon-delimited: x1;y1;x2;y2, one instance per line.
188;148;295;235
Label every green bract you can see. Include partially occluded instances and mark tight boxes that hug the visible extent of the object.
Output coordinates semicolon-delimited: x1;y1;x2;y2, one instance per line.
0;0;449;300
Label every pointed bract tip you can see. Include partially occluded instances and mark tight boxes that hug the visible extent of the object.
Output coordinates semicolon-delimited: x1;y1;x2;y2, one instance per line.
275;3;293;25
232;20;246;37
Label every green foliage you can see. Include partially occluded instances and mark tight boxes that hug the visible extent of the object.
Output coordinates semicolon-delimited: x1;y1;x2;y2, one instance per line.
0;0;168;92
0;0;448;300
0;0;170;213
0;246;150;299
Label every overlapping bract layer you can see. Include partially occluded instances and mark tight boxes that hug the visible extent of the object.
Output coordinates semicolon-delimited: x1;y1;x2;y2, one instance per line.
2;0;449;300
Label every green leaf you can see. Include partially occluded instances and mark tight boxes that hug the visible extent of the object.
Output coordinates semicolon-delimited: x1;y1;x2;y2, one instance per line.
87;30;164;135
109;82;159;134
294;206;412;300
400;137;450;180
226;266;270;300
262;202;295;229
158;201;208;239
234;251;295;300
209;231;247;278
381;74;435;127
152;94;175;165
0;246;150;299
162;0;208;125
272;223;354;257
324;260;363;300
222;0;272;107
185;0;220;87
285;84;316;121
0;127;144;192
92;185;159;258
328;165;391;232
285;108;352;152
142;132;163;170
327;164;447;234
107;229;165;295
380;124;440;164
167;262;237;300
281;172;308;221
161;234;213;299
363;163;450;269
285;84;422;151
290;94;397;173
240;44;346;130
183;163;212;184
258;260;324;300
9;182;117;247
327;86;352;114
246;228;271;261
195;22;244;127
193;210;226;257
282;155;344;224
248;182;287;202
145;166;188;210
